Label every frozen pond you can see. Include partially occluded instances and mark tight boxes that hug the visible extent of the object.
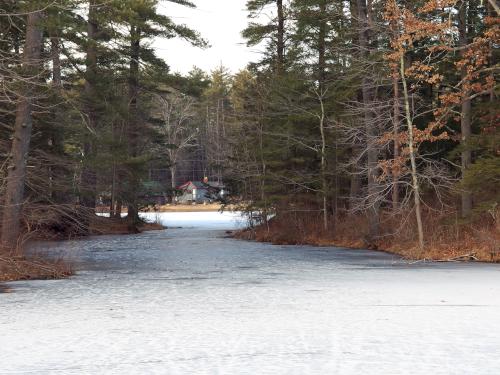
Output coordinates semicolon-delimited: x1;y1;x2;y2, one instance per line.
1;212;500;374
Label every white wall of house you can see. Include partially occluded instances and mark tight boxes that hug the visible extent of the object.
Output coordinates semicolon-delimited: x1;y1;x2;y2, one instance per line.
177;187;209;203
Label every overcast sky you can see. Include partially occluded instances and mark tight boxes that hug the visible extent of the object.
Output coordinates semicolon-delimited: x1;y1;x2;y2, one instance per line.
154;0;262;75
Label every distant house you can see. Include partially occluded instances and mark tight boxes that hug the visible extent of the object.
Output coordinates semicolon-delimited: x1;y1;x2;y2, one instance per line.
176;180;227;203
205;181;228;200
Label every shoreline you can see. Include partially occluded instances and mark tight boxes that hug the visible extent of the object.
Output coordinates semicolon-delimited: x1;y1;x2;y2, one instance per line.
233;216;500;264
0;216;166;283
234;231;487;263
3;211;498;283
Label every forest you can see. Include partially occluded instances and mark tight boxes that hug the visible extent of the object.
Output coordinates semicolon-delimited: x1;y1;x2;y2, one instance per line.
0;0;499;278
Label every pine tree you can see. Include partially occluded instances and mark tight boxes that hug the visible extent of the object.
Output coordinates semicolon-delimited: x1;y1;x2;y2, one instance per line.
1;3;45;253
105;0;206;223
243;0;288;72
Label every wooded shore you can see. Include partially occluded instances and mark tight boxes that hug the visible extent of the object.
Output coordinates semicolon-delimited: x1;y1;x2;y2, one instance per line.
235;212;500;263
0;216;164;282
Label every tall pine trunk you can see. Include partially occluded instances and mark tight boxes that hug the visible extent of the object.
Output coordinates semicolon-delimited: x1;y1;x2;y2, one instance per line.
1;11;44;254
49;35;63;202
276;0;285;72
127;25;141;224
318;0;327;88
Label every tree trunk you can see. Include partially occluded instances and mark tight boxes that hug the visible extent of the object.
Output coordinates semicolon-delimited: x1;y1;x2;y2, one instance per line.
276;0;285;72
0;11;44;254
389;17;400;210
49;36;63;202
392;75;400;210
317;0;328;230
82;0;98;214
487;0;500;15
349;149;361;205
357;0;379;239
459;1;473;217
51;37;61;86
400;56;425;252
109;162;116;217
170;165;176;190
319;102;328;231
127;25;141;224
259;117;269;229
114;199;122;219
348;0;361;210
318;0;327;89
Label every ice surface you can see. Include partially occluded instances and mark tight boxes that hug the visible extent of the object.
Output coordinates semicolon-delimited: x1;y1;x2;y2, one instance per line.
139;211;248;230
1;212;500;375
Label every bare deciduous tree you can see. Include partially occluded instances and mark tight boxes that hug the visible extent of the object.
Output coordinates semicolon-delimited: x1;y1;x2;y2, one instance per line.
155;92;198;192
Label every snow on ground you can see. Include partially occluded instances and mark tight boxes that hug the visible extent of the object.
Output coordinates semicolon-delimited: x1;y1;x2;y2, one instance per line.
1;212;500;374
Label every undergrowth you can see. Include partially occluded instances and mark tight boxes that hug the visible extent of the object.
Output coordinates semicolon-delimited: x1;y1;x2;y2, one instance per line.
236;209;500;263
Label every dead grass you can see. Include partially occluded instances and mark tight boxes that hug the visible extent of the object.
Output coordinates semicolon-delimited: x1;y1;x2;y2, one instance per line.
0;255;73;282
235;210;500;263
89;216;137;235
139;222;166;231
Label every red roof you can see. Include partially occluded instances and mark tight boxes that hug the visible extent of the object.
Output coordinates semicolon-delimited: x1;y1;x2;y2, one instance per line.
177;181;207;190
